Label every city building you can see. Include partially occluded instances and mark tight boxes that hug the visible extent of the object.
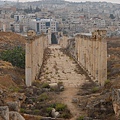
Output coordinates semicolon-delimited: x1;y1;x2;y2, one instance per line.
29;18;58;33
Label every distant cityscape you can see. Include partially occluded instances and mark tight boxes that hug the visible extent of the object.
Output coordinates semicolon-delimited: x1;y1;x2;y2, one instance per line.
0;0;120;37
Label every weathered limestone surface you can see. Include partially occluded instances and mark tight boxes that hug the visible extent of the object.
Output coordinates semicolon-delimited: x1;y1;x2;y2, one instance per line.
9;111;25;120
26;31;48;86
0;106;9;120
60;30;107;86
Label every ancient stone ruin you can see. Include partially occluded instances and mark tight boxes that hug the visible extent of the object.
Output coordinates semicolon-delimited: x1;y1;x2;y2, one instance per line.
59;30;107;86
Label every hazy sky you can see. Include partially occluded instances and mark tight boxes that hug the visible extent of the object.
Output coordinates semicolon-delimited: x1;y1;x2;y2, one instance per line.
7;0;120;4
66;0;120;4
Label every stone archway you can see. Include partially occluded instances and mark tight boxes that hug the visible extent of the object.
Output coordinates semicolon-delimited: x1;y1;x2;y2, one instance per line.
51;33;58;44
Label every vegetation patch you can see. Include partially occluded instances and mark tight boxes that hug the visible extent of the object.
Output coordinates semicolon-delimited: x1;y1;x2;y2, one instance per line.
46;107;53;114
105;79;110;85
9;86;21;92
42;83;50;88
37;93;48;102
20;108;26;113
56;103;66;111
91;86;99;93
76;116;84;120
32;81;41;87
0;47;25;69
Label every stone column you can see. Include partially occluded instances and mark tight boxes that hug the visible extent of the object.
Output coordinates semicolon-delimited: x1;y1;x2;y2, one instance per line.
90;39;94;78
38;37;42;68
83;37;86;69
32;39;35;82
77;36;79;62
48;28;51;45
3;23;6;32
75;36;79;60
100;30;107;86
79;36;81;64
98;37;102;85
87;39;90;73
25;39;32;86
81;36;84;67
93;39;96;80
94;39;97;80
85;37;89;72
82;36;85;67
95;38;99;82
97;30;107;86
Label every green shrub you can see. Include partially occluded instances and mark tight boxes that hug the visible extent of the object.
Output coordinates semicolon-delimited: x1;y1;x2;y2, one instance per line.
33;109;40;115
55;103;67;111
35;116;42;120
20;108;25;113
92;87;99;93
61;113;71;119
50;103;56;108
42;83;50;88
32;81;41;87
37;93;48;102
0;47;25;69
46;107;53;113
105;79;110;85
9;86;21;92
76;116;84;120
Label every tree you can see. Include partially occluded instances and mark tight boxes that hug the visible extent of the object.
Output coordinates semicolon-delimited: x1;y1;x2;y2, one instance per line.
29;6;32;12
35;7;41;12
62;18;65;21
63;31;68;35
109;14;115;19
0;47;25;69
24;6;33;13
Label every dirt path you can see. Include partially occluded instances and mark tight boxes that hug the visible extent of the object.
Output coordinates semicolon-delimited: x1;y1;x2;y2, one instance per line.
41;45;87;119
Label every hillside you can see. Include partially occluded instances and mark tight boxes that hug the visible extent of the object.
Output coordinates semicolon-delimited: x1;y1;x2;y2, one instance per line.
0;32;25;51
0;32;26;87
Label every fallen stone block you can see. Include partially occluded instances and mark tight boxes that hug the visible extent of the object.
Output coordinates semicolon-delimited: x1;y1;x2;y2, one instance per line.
0;106;9;120
7;101;19;112
9;111;25;120
51;108;60;118
49;83;58;89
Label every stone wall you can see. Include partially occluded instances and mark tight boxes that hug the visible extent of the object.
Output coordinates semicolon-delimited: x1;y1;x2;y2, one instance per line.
25;32;48;86
60;30;107;86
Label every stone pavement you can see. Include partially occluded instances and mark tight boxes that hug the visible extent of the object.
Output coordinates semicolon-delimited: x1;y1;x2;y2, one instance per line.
41;45;88;119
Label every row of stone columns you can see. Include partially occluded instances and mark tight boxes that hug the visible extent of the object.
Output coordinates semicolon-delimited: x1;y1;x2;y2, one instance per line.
75;30;107;86
25;34;48;86
60;30;107;86
59;35;68;48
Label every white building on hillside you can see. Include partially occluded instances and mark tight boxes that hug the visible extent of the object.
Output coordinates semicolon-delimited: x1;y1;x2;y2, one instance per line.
14;15;25;22
29;18;58;33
